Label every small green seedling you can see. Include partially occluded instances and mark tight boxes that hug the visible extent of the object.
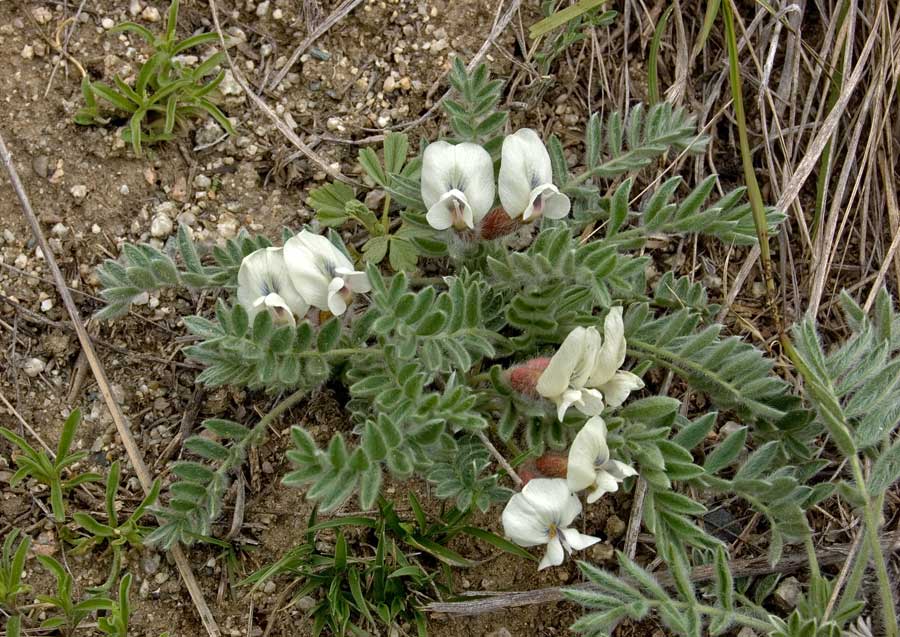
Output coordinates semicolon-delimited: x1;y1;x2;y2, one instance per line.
0;409;101;522
37;555;116;636
6;615;22;637
75;0;234;155
0;531;31;611
72;460;160;553
97;573;133;637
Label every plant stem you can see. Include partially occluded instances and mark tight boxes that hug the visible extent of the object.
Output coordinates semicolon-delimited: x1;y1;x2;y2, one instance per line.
298;347;381;359
650;600;772;632
475;429;523;488
803;534;821;581
381;194;392;233
848;455;898;637
721;0;781;336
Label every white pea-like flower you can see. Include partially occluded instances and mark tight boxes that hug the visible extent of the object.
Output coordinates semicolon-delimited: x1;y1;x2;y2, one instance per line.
283;230;371;316
237;247;310;326
420;141;495;231
567;416;638;503
536;308;644;421
501;478;600;570
498;128;571;222
535;326;606;421
587;307;645;409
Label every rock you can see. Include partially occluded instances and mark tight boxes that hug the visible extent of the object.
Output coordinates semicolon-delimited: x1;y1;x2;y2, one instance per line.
296;596;316;611
20;45;34;60
129;0;143;16
51;223;69;238
40;299;53;312
487;630;512;637
141;6;160;22
605;515;626;540
272;8;283;19
150;213;173;238
774;576;801;610
22;357;46;377
589;542;615;562
32;6;53;24
255;1;270;17
70;184;88;200
32;155;49;178
101;17;115;29
119;184;130;195
216;213;239;239
176;211;197;227
193;174;212;190
364;189;386;210
736;628;758;637
142;552;161;575
262;580;277;594
383;76;397;93
720;421;743;437
219;70;242;96
170;175;188;202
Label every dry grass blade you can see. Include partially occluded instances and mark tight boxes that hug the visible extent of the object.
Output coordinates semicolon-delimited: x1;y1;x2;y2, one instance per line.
0;132;223;637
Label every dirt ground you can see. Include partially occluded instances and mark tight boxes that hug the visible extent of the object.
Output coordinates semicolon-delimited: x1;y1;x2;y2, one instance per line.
0;0;649;635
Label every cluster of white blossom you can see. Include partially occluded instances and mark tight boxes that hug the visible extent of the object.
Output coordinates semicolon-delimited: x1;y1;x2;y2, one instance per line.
236;231;371;324
502;308;641;569
420;128;571;230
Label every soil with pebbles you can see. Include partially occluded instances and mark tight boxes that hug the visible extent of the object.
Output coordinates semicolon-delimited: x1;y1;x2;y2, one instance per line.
0;1;653;635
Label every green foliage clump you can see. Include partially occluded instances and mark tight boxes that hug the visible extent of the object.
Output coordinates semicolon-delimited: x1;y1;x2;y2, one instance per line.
75;0;234;155
0;409;101;522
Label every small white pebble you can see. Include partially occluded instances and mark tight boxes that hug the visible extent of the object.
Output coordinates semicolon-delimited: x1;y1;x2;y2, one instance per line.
91;224;101;234
23;358;46;377
70;184;87;199
14;253;28;269
32;7;52;24
119;184;130;195
101;17;115;29
256;1;270;17
193;174;211;189
150;213;174;238
141;6;160;22
51;223;69;237
272;8;283;19
21;45;34;60
40;299;53;312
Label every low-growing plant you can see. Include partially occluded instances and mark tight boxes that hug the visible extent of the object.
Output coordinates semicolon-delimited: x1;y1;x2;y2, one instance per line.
91;58;899;636
0;409;101;522
241;497;527;637
0;531;30;611
69;460;160;590
36;555;119;636
75;0;234;155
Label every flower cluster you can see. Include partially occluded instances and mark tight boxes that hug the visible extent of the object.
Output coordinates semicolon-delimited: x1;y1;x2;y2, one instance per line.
237;230;370;324
501;309;641;569
420;128;571;232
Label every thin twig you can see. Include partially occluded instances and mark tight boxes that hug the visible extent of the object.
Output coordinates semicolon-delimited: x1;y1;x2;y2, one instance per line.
425;536;900;616
475;429;522;488
0;131;223;637
622;477;647;560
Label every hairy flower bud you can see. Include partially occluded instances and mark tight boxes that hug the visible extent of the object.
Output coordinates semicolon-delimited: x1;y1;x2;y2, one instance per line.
505;357;551;396
479;207;523;240
535;453;568;478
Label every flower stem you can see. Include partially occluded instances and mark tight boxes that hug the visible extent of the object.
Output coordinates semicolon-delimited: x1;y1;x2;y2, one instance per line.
848;454;898;637
475;429;523;488
381;194;392;233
